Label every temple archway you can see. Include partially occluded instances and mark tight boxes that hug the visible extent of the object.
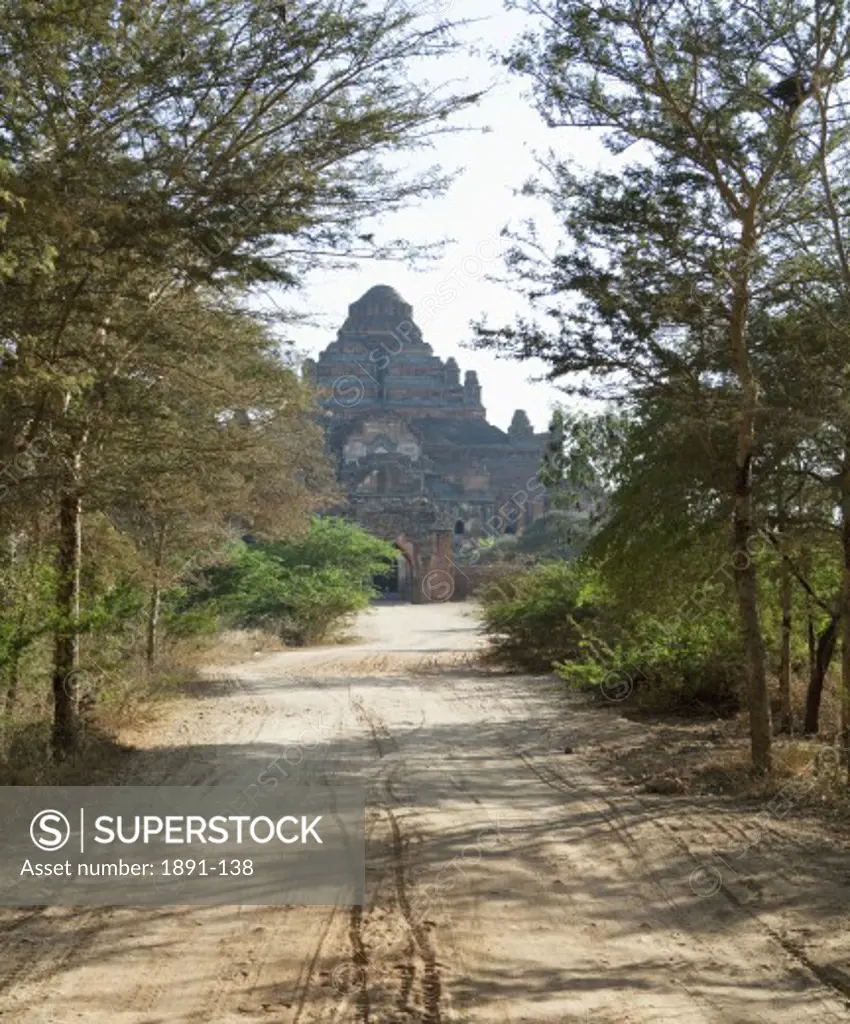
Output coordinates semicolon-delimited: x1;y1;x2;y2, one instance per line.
393;537;416;601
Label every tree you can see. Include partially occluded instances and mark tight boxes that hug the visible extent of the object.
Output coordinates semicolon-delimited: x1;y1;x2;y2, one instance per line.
103;291;336;670
192;517;395;645
477;0;850;773
0;0;477;757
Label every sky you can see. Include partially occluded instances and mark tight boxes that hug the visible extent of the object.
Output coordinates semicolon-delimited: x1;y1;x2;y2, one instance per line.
268;0;611;433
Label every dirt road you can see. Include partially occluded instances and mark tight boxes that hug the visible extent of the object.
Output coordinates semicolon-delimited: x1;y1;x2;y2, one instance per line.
1;603;849;1023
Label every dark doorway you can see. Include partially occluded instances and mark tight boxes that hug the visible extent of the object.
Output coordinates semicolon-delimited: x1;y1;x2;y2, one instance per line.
454;519;465;535
372;556;399;595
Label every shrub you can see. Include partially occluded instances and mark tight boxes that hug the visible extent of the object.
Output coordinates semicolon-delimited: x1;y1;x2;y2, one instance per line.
188;517;395;646
556;613;744;714
479;559;745;713
479;561;607;671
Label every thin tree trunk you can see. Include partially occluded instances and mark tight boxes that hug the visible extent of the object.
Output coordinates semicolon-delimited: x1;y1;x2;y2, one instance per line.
145;524;167;671
778;554;793;734
51;477;82;761
808;615;817;689
841;449;850;778
814;89;850;778
802;546;816;691
804;613;839;735
729;212;771;773
145;581;161;671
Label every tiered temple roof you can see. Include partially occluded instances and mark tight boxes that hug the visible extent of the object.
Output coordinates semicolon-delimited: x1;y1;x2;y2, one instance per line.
308;286;549;541
308;284;486;418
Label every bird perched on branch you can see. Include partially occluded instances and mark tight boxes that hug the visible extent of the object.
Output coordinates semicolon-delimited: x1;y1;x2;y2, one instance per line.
766;73;811;111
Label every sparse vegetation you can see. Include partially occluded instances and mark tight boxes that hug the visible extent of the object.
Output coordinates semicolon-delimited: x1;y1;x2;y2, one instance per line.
0;0;474;769
476;0;850;780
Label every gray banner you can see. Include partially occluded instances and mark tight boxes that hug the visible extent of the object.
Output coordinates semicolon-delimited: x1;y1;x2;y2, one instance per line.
0;784;364;906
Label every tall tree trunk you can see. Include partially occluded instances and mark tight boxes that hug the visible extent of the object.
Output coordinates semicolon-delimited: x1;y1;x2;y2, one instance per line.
778;554;793;734
804;613;839;735
814;91;850;776
808;615;817;691
145;524;167;671
145;581;161;672
841;449;850;777
51;475;82;761
729;212;771;773
802;546;816;692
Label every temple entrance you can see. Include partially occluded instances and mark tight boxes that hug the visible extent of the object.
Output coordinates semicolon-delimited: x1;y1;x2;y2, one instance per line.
373;550;415;600
396;547;413;601
372;556;399;595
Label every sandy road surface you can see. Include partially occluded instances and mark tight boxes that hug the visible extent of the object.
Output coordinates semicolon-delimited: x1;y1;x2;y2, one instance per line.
1;602;849;1023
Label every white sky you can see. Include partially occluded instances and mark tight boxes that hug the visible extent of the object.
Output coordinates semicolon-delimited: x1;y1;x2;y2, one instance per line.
271;0;611;433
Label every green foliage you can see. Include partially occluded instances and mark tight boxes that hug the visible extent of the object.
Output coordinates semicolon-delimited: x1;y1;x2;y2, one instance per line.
255;517;397;580
0;0;477;756
479;561;608;671
160;590;221;642
479;551;745;712
555;610;744;715
473;513;588;564
0;550;56;676
477;1;850;767
192;518;394;646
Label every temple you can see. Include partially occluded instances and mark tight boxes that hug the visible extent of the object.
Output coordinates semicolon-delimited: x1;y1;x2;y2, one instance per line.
304;285;549;599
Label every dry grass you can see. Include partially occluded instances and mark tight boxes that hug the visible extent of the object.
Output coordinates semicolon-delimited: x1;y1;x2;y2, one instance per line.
0;716;136;786
178;627;287;668
0;628;291;785
409;651;480;675
785;670;842;741
583;679;850;826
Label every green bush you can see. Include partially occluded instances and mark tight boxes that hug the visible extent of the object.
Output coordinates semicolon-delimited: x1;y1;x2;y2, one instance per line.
555;612;744;714
160;596;221;641
479;561;607;671
479;559;745;712
187;517;395;646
